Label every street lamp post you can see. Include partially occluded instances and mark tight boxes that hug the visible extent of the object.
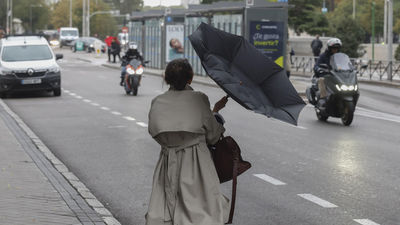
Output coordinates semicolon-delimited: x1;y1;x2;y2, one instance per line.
30;5;42;34
69;0;72;27
387;0;393;81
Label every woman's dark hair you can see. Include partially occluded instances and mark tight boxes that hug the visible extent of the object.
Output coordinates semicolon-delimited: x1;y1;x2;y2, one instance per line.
164;58;194;90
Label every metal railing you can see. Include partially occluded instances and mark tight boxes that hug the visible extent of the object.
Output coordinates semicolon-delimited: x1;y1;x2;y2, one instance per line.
291;55;400;81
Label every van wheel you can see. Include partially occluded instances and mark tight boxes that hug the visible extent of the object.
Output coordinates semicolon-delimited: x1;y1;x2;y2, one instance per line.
53;88;61;96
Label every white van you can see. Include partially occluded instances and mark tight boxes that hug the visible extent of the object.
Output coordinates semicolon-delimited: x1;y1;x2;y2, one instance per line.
59;27;79;48
0;35;63;98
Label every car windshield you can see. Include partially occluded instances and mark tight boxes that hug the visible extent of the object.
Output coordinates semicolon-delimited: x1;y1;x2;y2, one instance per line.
61;30;78;36
2;45;53;62
330;53;353;71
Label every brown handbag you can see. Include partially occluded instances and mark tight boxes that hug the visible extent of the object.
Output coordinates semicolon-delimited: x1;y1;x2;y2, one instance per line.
209;135;252;224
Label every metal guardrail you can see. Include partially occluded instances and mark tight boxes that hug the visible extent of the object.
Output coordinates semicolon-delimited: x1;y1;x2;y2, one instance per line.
291;55;400;81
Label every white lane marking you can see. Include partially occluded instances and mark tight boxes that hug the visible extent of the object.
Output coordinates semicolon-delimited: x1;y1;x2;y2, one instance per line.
253;174;286;185
354;219;380;225
136;122;148;127
101;107;110;111
111;111;122;115
75;95;83;99
356;106;400;124
307;104;400;124
91;102;100;106
123;116;136;121
107;125;127;129
63;90;70;93
83;99;91;103
297;194;338;208
69;93;76;96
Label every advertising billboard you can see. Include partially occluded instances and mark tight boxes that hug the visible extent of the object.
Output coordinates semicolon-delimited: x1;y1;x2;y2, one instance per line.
166;24;184;62
249;21;284;67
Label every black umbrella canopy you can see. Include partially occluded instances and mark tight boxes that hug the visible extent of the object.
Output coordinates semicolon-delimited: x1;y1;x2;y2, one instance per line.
188;22;306;125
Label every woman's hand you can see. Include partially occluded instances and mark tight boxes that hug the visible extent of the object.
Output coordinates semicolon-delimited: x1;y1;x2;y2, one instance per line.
212;96;228;113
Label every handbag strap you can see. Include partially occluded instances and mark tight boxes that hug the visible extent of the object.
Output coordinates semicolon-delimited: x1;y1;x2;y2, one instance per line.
226;148;239;224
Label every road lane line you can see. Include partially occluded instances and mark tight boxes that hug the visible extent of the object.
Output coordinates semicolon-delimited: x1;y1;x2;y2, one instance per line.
83;99;91;103
123;116;136;121
111;111;122;116
63;90;70;93
91;102;100;106
136;122;148;127
101;107;110;111
297;194;338;208
354;219;380;225
69;93;76;96
75;95;83;99
253;174;286;185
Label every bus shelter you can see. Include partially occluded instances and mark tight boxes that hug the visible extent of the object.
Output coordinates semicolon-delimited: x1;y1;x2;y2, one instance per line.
128;0;288;75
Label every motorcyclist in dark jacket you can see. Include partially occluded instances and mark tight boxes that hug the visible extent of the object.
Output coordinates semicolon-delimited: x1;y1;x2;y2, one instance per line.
120;43;144;86
314;38;341;77
312;38;342;106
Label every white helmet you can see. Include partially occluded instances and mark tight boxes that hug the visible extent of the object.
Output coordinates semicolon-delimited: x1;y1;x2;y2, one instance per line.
327;38;342;49
129;42;138;50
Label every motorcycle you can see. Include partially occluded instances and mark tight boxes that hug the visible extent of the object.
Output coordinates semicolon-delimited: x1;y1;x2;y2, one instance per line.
306;53;360;126
121;58;146;96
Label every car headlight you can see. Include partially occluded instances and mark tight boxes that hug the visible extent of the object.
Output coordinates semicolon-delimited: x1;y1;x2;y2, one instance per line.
50;40;60;46
90;44;94;48
126;67;135;75
48;66;60;73
136;67;144;75
0;69;13;76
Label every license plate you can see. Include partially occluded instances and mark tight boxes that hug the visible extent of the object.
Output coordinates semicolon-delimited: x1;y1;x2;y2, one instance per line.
21;78;42;85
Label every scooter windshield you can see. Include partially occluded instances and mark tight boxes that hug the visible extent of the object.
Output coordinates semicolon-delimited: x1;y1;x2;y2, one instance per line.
330;53;353;72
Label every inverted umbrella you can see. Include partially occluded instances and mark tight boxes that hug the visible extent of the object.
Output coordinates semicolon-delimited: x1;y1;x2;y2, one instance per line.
188;23;305;125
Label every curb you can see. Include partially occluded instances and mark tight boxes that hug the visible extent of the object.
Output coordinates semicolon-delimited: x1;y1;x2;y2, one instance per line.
291;71;400;88
0;99;122;225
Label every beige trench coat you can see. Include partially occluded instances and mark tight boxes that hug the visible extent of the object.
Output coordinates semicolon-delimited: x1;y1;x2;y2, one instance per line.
146;86;230;225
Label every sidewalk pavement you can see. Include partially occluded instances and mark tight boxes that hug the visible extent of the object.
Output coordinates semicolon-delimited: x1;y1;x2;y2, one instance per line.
0;101;121;225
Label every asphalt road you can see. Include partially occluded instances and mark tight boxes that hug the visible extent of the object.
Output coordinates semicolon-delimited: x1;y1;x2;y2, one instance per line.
4;50;400;225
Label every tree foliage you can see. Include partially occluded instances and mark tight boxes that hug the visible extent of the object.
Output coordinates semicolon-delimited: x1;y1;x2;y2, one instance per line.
51;0;118;39
112;0;143;14
288;0;324;35
395;44;400;61
330;18;365;58
0;0;50;33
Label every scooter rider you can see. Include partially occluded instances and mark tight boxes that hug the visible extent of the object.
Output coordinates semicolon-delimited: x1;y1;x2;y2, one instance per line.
312;38;342;107
120;42;144;86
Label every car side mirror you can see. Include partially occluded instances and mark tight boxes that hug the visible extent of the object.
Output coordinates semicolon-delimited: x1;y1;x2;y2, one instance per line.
56;54;63;60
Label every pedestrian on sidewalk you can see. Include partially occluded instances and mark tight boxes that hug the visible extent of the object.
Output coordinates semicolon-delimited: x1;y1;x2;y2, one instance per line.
146;58;230;225
311;35;323;61
111;38;121;63
105;36;113;62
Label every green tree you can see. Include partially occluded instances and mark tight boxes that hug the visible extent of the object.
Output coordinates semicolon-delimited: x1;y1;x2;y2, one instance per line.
330;18;365;58
6;0;51;33
395;45;400;61
51;0;117;39
112;0;143;14
288;0;324;35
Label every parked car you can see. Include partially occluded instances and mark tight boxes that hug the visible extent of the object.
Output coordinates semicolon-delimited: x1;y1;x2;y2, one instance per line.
0;35;63;98
71;37;106;53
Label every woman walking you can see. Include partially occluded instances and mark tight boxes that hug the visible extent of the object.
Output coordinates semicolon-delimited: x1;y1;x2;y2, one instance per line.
146;59;230;225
